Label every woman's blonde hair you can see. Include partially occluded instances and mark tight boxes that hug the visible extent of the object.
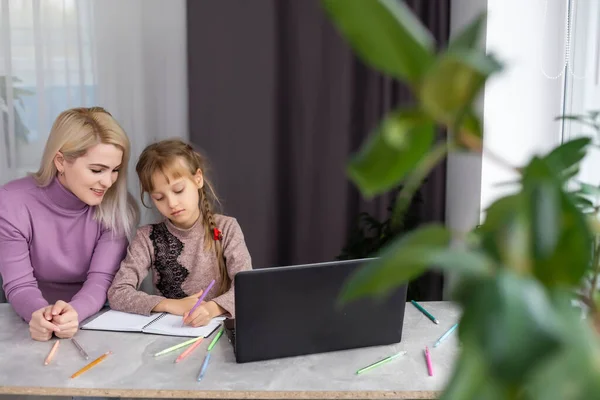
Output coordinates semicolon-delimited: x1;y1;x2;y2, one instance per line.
135;139;230;295
32;107;139;238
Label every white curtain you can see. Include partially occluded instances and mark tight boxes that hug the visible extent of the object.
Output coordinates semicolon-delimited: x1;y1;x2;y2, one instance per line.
0;0;188;225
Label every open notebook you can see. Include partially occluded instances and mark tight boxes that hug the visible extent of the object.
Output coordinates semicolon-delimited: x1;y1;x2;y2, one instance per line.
81;309;225;338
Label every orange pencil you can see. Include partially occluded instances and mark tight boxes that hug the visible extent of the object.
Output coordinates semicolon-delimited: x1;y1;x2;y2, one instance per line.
70;351;112;379
174;337;203;363
44;340;60;365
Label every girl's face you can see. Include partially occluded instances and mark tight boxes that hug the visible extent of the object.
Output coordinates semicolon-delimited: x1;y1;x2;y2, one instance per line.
149;165;204;229
55;143;123;206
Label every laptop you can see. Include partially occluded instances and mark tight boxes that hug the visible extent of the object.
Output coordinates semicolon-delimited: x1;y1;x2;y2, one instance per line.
224;258;408;363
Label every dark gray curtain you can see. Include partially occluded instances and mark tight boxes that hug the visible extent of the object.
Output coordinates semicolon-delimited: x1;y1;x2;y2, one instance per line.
187;0;449;299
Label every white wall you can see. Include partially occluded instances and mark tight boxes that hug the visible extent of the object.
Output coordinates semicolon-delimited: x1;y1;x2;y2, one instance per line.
445;0;569;296
446;0;487;244
480;0;567;213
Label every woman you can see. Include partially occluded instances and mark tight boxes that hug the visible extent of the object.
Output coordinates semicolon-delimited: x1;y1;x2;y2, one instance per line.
0;107;139;341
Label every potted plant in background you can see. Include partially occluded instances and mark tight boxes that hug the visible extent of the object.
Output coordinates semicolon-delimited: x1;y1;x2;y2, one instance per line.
337;185;425;300
322;0;600;398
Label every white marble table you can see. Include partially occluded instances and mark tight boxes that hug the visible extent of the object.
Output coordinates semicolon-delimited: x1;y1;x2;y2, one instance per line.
0;301;460;399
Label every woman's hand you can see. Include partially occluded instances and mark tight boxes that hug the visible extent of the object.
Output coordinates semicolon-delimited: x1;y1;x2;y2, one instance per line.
50;300;79;339
29;306;60;341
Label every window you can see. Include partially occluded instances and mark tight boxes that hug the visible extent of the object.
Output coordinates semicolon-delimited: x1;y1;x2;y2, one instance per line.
563;0;600;186
1;0;95;183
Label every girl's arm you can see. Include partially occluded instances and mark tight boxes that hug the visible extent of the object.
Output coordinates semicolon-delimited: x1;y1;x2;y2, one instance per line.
209;218;252;318
107;226;166;315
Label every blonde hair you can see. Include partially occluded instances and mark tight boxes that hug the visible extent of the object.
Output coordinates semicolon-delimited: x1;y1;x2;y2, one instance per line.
135;139;230;295
32;107;139;238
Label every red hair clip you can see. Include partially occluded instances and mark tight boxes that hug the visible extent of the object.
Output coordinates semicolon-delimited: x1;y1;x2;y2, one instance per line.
213;228;223;241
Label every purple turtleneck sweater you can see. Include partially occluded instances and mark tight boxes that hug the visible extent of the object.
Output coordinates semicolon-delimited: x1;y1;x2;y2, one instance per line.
0;176;128;323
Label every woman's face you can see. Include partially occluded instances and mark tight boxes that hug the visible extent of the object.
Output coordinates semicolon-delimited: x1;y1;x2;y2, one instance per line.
56;143;123;206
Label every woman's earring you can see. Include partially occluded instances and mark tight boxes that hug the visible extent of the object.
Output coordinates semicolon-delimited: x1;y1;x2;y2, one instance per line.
60;171;64;177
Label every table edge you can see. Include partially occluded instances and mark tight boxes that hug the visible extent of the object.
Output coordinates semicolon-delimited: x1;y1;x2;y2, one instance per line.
0;386;441;399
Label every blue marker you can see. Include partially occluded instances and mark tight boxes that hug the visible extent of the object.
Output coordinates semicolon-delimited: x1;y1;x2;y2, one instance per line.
433;323;458;347
197;352;212;382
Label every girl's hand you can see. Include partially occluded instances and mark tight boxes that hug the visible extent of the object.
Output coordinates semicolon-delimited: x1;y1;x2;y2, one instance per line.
155;290;204;316
183;301;226;327
183;303;212;327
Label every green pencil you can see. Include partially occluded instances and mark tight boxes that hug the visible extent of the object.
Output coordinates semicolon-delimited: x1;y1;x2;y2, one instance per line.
154;336;203;357
356;351;407;374
207;327;224;351
411;300;439;324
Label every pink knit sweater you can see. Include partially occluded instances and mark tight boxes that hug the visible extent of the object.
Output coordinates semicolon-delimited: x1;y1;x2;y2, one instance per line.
107;214;252;317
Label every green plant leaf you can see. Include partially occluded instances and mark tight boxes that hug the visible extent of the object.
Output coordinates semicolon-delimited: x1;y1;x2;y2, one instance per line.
479;163;593;288
347;108;435;197
322;0;435;84
570;192;595;212
419;50;502;126
455;272;564;385
428;248;497;277
459;108;483;139
439;342;507;400
536;189;593;286
543;137;591;180
578;182;600;198
478;194;532;274
340;224;450;302
447;12;487;51
556;114;600;131
340;224;496;302
522;158;561;261
521;160;593;287
390;141;447;229
523;290;600;399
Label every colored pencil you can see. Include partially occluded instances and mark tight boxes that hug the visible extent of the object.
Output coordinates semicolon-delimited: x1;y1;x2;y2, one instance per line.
207;328;224;351
70;351;112;379
197;352;212;381
425;346;434;376
434;323;458;347
71;338;89;360
44;340;60;365
154;336;203;357
411;300;439;324
174;337;204;363
188;280;215;317
356;351;407;374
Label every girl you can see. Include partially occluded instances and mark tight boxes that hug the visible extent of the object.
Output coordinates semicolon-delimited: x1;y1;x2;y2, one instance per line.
107;139;252;327
0;107;139;341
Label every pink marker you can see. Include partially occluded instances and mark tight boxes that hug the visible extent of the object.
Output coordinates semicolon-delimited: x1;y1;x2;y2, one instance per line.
425;346;434;376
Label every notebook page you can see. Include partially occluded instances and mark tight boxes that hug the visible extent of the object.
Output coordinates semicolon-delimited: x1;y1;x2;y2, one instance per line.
82;309;162;332
143;313;225;337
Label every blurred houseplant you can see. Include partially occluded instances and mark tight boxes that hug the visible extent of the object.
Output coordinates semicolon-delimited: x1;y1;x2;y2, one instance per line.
337;186;425;300
322;0;600;398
